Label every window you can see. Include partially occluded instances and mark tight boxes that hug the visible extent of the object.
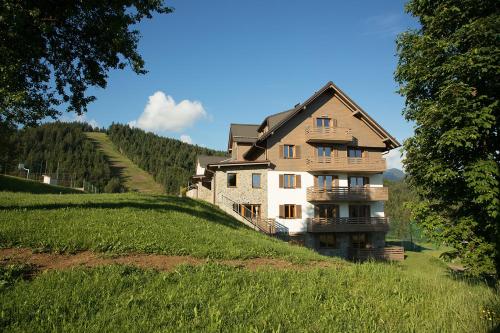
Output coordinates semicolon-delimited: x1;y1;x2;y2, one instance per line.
284;174;295;188
283;145;295;158
318;233;337;248
351;233;368;249
316;175;337;190
317;146;332;157
242;204;261;219
316;117;331;128
348;176;369;187
348;148;363;158
252;173;261;188
349;205;370;218
315;204;340;219
227;173;237;187
284;204;296;218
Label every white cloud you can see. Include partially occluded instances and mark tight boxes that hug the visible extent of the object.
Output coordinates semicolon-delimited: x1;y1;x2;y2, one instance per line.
180;134;193;144
131;91;207;133
60;114;99;128
385;147;405;170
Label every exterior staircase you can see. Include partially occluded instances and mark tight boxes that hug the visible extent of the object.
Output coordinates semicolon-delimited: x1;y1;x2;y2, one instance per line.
219;194;288;236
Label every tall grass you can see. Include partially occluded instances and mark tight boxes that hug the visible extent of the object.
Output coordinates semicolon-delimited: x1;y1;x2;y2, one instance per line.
0;261;498;332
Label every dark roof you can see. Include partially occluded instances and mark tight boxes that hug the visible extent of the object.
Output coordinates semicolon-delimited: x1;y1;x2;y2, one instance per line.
197;155;227;168
257;109;294;131
229;124;259;142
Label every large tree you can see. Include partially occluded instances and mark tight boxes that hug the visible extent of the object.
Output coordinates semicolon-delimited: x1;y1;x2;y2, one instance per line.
395;0;499;276
0;1;172;127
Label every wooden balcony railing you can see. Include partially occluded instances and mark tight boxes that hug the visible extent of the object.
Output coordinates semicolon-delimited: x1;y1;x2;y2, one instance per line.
348;247;404;261
306;186;388;202
307;217;389;233
306;157;386;172
305;126;352;143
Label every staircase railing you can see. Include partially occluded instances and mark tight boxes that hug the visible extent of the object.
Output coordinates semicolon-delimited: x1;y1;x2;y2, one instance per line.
219;194;288;235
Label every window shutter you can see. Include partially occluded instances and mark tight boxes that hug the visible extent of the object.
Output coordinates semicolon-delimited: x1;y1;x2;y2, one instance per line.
279;205;285;218
296;205;302;218
332;118;338;127
295;175;301;188
279;174;284;188
295;145;301;159
314;176;318;187
364;176;370;186
362;150;368;158
314;205;319;218
333;176;339;187
279;145;284;159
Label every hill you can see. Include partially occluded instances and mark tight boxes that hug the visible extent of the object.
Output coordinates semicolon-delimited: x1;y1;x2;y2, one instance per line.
0;175;82;194
0;191;498;332
85;132;164;194
383;168;405;181
108;124;226;194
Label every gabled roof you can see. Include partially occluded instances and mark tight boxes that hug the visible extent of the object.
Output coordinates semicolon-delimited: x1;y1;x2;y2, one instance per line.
243;81;400;159
197;155;227;168
228;123;260;150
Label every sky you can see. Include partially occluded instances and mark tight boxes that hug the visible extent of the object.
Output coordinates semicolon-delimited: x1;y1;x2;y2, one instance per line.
68;0;418;170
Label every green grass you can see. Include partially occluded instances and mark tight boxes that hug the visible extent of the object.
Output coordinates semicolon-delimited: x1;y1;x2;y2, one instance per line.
0;192;324;261
0;175;82;194
85;132;164;194
0;262;498;332
0;191;498;332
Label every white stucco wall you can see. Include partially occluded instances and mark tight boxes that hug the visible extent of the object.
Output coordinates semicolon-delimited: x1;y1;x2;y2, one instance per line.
267;171;386;233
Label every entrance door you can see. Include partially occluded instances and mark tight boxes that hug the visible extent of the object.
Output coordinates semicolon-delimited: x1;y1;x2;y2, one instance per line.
350;233;367;249
316;175;338;190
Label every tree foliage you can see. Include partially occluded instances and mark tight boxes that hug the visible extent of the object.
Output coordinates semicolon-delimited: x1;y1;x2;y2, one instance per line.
395;0;499;276
0;1;172;127
107;124;227;194
5;122;112;191
385;179;421;241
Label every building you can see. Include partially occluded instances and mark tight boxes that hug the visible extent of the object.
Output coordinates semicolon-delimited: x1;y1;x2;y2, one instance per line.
187;81;403;260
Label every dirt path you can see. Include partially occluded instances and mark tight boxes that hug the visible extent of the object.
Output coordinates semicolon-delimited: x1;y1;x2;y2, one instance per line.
85;132;164;194
0;248;337;273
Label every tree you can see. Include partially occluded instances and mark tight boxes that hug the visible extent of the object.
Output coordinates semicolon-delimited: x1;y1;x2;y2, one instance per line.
395;0;499;276
0;1;172;127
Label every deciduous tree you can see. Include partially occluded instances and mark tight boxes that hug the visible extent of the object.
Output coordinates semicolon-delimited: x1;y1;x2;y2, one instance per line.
395;0;499;276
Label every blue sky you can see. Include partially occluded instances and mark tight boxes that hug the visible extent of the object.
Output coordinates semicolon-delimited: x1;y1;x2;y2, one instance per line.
72;0;418;168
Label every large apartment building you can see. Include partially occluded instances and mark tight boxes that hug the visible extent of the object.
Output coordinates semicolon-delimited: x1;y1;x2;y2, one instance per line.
187;81;402;260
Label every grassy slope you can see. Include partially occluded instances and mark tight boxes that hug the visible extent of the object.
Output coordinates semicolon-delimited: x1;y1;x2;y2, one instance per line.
0;175;81;194
85;132;164;194
0;192;323;261
0;192;498;332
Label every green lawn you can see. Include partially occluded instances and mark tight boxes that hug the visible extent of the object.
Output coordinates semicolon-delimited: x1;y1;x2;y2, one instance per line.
0;191;498;332
85;132;164;194
0;192;324;261
0;175;82;194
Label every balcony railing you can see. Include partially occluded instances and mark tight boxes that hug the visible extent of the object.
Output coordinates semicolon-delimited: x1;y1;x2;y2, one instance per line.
306;186;388;202
307;217;389;233
306;157;386;172
305;126;352;143
348;247;405;261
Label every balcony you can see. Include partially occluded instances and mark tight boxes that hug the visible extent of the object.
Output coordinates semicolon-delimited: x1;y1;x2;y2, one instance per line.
306;157;386;173
306;186;388;202
307;217;389;233
305;126;352;143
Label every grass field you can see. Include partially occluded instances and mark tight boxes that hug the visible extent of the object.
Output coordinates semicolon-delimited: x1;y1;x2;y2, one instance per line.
0;175;82;194
85;132;164;194
0;191;498;332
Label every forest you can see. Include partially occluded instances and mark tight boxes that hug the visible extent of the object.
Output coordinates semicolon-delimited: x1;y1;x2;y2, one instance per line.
107;124;226;193
1;122;111;191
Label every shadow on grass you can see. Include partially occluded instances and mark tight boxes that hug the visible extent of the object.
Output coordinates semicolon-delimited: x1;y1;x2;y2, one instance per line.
0;196;248;231
446;269;498;289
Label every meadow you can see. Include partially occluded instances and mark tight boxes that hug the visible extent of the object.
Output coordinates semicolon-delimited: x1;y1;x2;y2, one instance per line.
0;188;498;332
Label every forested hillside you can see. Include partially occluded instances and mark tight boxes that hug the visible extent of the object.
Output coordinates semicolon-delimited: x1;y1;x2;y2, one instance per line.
2;122;112;191
108;124;226;193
